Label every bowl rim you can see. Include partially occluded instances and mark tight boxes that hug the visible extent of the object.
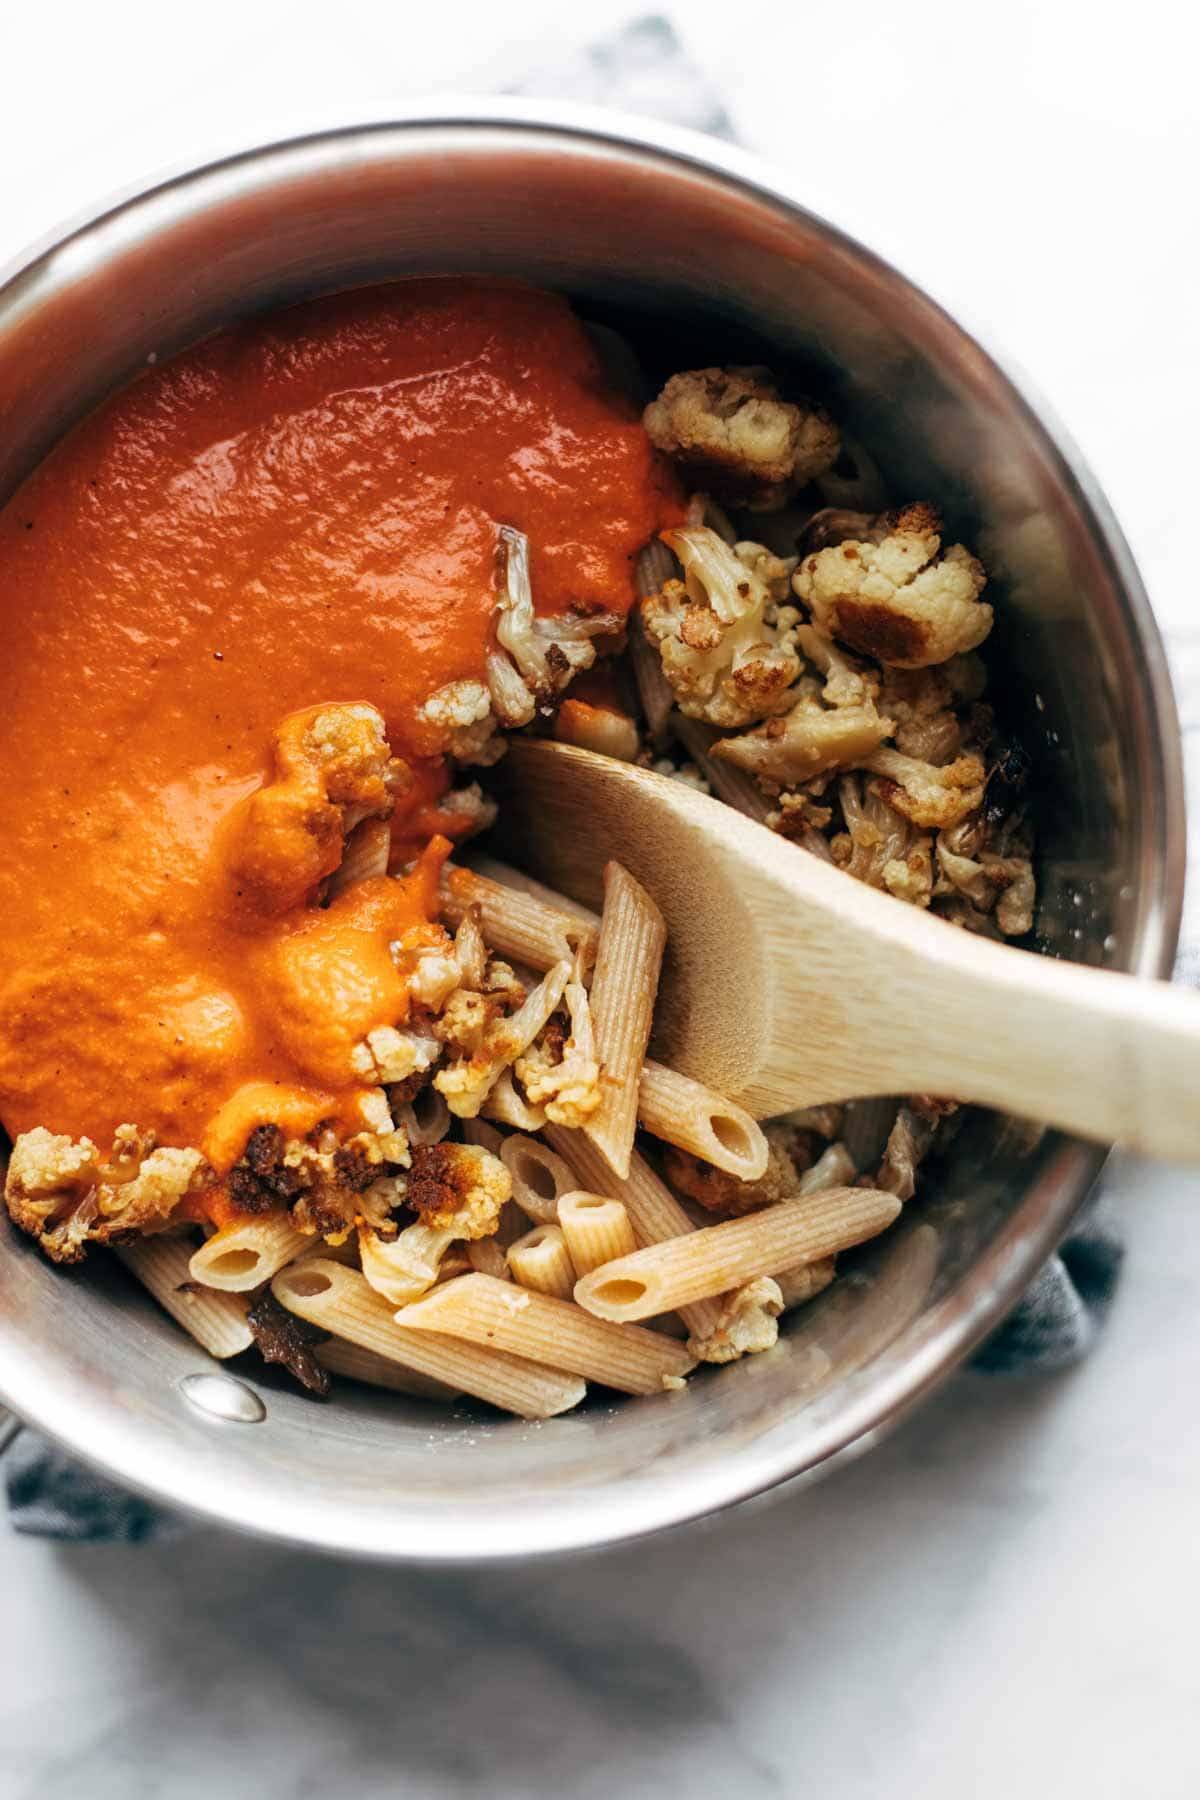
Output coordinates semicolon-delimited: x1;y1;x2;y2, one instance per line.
0;98;1186;1561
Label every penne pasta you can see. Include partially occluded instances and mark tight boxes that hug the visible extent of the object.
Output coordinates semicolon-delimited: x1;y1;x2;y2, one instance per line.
116;1236;254;1358
272;1260;585;1419
670;712;772;823
461;1116;504;1156
395;1085;451;1147
507;1223;576;1298
397;1273;695;1396
438;861;598;974
630;547;678;740
467;1235;511;1281
295;1233;360;1269
574;1187;902;1323
499;1133;578;1226
188;1213;311;1293
637;1060;768;1181
543;1125;724;1341
326;815;391;897
557;1191;637;1277
583;861;667;1179
464;853;601;927
316;1337;460;1401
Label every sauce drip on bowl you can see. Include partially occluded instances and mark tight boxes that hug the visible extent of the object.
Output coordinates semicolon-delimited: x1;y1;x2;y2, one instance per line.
0;279;679;1159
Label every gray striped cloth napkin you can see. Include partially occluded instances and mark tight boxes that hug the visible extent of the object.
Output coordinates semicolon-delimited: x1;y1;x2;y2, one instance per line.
0;13;1151;1538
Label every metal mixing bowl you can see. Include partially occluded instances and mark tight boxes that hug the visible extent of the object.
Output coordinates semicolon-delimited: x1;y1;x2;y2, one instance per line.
0;103;1184;1559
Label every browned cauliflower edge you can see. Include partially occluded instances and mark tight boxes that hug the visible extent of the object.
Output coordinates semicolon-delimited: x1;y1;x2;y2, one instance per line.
4;1125;210;1264
794;503;992;668
643;367;839;507
226;702;408;914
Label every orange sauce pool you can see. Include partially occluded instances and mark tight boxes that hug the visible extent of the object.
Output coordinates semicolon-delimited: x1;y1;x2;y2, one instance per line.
0;279;680;1164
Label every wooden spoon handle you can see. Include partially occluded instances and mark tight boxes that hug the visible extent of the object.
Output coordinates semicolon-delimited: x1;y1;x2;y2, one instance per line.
875;933;1200;1157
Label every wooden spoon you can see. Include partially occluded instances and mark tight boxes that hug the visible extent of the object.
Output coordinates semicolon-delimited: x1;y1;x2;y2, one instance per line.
496;738;1200;1158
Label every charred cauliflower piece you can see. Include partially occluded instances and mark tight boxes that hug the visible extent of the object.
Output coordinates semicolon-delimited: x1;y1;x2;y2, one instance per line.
486;527;621;728
687;1277;784;1364
795;503;992;669
863;746;986;831
357;1141;511;1305
514;971;603;1129
417;679;505;766
227;702;407;913
5;1125;209;1264
226;1121;410;1242
643;367;839;508
832;774;934;908
435;960;571;1119
712;624;895;784
640;526;802;729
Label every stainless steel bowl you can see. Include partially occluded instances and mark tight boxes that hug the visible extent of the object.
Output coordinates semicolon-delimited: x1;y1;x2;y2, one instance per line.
0;103;1184;1560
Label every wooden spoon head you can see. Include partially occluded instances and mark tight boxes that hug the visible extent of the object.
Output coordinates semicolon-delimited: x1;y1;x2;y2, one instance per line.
494;739;798;1110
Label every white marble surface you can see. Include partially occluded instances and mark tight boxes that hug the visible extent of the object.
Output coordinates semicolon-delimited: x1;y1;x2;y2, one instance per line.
3;2;1200;1795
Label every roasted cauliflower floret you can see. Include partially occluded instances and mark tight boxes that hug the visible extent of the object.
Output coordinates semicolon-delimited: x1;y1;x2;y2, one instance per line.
225;1121;410;1241
435;960;571;1118
687;1277;784;1364
713;672;893;785
794;503;992;669
874;1107;936;1203
227;702;407;914
417;680;505;766
935;843;1035;937
486;526;621;728
514;973;603;1129
664;1123;814;1217
5;1125;209;1264
643;367;839;507
832;774;933;908
640;526;802;729
357;1141;511;1305
863;746;986;831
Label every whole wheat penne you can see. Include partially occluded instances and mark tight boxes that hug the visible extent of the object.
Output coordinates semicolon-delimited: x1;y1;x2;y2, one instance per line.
316;1338;460;1401
189;1213;311;1292
467;1235;511;1281
574;1188;901;1322
464;853;601;927
436;1246;474;1283
499;1133;577;1225
327;815;391;897
397;1273;695;1396
116;1237;254;1358
543;1125;723;1341
637;1061;768;1180
769;1149;855;1307
295;1233;360;1269
507;1223;576;1298
481;1068;547;1132
395;1086;451;1147
272;1260;584;1419
630;548;677;739
774;1258;837;1311
557;1191;637;1276
671;712;772;823
439;861;598;973
583;861;666;1179
462;1116;504;1156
